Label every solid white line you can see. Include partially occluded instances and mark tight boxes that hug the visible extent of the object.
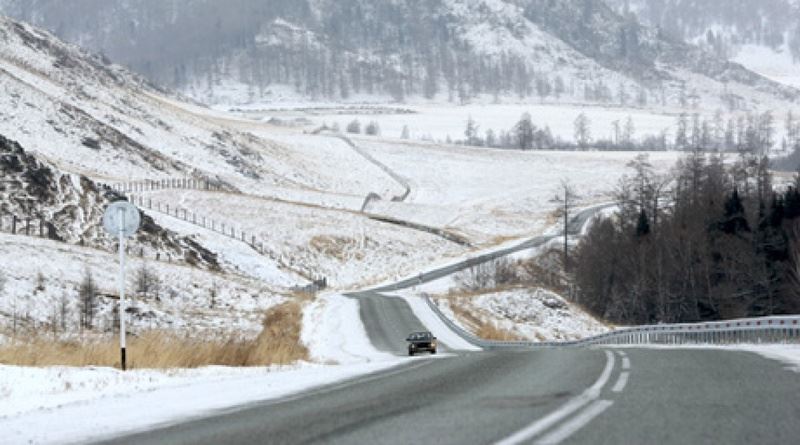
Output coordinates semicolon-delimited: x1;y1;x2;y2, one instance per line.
495;351;615;445
617;351;627;358
535;400;615;445
612;371;629;393
622;356;631;370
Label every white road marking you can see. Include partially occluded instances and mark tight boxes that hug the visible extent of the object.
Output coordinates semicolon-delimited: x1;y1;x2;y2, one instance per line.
495;350;615;445
617;351;627;358
612;371;629;393
535;400;615;445
622;356;631;370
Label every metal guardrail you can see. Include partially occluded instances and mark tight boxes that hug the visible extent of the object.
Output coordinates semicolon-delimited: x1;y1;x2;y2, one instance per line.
423;295;800;349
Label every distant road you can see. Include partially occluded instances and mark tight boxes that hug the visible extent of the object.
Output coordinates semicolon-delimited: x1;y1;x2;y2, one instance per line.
97;204;800;444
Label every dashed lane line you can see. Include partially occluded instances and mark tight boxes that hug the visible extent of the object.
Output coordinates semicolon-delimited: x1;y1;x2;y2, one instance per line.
612;371;630;393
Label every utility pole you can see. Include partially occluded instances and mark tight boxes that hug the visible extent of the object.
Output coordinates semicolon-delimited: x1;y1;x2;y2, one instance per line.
564;190;569;272
558;180;576;273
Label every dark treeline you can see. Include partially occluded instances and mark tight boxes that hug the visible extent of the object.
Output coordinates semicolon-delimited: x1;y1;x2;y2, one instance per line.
2;0;773;108
574;152;800;325
456;109;789;153
606;0;800;62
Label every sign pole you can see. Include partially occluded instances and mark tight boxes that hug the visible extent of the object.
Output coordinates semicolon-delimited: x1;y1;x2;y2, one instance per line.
103;200;140;372
118;208;127;371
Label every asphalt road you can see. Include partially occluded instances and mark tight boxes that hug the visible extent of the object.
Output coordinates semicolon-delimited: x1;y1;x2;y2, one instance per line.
366;204;605;294
352;291;431;354
98;204;800;444
100;348;800;445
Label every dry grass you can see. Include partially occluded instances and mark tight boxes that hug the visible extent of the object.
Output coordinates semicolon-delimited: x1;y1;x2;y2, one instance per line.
445;296;523;342
0;301;309;369
309;235;363;261
475;323;523;342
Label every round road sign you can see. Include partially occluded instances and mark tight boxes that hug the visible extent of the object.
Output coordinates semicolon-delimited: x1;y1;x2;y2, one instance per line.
103;201;141;237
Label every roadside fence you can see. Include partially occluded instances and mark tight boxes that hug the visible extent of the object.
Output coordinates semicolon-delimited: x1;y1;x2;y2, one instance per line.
127;193;273;258
101;178;229;194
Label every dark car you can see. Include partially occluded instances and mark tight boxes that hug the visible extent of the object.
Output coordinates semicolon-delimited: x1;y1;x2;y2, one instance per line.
406;331;437;356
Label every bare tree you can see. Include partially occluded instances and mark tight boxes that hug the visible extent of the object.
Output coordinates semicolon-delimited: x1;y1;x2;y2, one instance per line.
574;113;592;149
365;121;381;136
454;258;523;292
59;293;70;332
135;262;161;300
346;119;361;134
209;281;219;309
79;268;98;330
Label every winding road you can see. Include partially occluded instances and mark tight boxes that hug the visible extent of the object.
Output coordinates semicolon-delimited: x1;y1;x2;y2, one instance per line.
98;205;800;445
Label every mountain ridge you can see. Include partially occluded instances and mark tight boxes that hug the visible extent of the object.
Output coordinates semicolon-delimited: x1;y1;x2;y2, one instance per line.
0;0;796;110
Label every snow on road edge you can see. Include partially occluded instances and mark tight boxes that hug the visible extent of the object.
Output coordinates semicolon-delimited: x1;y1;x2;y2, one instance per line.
0;293;405;445
398;294;482;351
302;293;400;364
612;344;800;373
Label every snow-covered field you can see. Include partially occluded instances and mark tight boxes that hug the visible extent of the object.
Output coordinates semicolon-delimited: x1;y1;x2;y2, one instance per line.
302;103;680;144
353;139;679;242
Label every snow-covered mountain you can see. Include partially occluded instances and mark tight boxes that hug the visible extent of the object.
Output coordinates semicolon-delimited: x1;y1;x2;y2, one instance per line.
0;15;403;199
606;0;800;88
0;0;797;111
0;11;488;285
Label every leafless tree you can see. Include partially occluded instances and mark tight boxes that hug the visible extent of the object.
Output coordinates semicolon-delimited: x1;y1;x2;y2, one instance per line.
135;262;161;300
59;293;70;332
79;268;98;330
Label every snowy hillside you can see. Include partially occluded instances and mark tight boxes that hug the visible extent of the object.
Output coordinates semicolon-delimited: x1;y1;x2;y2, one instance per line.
0;0;798;112
434;288;609;342
0;16;402;202
607;0;800;89
0;135;218;267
